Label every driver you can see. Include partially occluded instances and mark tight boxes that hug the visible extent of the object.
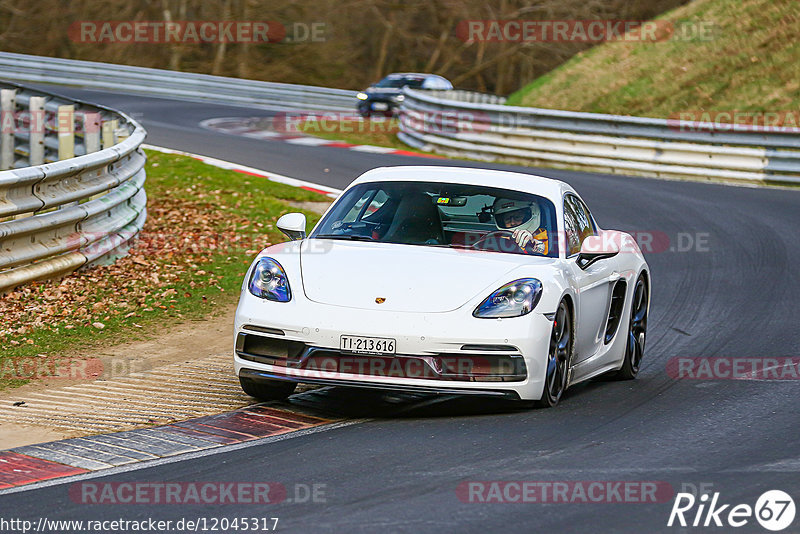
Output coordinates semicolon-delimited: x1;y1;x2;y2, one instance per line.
492;198;549;255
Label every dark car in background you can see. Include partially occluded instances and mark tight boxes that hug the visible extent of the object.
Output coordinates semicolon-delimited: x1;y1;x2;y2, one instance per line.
356;72;453;117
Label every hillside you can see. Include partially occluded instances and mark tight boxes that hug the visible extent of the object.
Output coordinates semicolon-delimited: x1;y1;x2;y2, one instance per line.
0;0;685;95
506;0;800;118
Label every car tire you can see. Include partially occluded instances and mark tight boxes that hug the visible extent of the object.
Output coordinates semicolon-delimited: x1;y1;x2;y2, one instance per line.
239;376;297;401
534;300;573;408
608;274;648;380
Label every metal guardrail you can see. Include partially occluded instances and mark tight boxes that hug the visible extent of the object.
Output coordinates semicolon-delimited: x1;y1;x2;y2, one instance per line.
0;82;146;292
398;89;800;185
0;52;357;112
432;90;507;106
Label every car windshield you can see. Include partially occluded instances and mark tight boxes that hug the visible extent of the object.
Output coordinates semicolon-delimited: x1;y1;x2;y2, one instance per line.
374;76;425;89
311;181;559;257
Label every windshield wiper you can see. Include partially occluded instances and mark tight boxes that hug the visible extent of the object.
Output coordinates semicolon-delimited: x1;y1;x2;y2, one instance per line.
315;234;376;241
440;243;471;249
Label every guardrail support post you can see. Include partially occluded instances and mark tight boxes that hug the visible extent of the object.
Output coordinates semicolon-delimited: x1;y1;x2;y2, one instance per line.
102;119;118;149
0;80;147;292
1;89;15;170
28;96;45;166
57;104;75;161
83;112;101;153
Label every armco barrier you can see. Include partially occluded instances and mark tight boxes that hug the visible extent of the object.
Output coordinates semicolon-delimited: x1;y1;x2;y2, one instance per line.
398;88;800;185
0;81;146;292
0;52;356;112
6;53;797;185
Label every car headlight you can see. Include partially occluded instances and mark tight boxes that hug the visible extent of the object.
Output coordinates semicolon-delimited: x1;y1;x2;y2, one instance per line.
356;92;368;100
248;258;291;302
473;278;542;318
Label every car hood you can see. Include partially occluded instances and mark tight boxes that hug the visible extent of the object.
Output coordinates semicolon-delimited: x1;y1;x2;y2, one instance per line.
299;240;546;313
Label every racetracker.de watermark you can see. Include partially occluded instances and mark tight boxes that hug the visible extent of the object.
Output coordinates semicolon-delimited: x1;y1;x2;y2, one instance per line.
668;111;800;133
667;357;800;380
270;111;493;135
0;110;99;135
284;354;517;380
0;356;149;381
69;21;328;44
456;20;716;43
76;229;710;258
456;481;674;503
70;482;327;505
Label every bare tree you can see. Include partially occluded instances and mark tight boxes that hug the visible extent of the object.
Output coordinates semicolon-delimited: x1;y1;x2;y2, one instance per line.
0;0;690;93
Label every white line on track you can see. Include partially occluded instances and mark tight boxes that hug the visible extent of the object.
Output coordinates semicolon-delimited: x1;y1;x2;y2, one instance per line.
349;145;397;154
242;130;282;139
284;137;338;146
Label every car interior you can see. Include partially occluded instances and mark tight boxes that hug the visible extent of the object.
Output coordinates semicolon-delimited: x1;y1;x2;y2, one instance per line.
317;183;558;257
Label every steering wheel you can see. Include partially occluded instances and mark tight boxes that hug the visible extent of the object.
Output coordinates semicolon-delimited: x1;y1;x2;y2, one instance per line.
471;230;523;253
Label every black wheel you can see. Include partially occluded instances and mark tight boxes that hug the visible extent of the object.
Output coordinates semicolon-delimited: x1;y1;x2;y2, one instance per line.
535;300;573;408
610;274;648;380
239;376;297;401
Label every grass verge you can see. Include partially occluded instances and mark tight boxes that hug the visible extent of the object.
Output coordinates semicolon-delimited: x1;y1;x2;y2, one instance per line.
0;149;329;390
506;0;800;118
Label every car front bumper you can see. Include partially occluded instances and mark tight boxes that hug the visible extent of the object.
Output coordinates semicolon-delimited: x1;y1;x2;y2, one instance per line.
357;98;397;114
234;293;553;401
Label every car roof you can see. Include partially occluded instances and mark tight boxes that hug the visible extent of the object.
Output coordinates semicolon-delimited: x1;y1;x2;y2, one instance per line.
384;73;441;79
351;166;575;202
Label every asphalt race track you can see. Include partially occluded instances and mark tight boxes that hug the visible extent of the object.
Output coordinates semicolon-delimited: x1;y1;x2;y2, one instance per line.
5;87;800;533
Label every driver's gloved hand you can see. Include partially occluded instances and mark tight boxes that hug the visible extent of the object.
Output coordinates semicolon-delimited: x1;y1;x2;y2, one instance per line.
512;229;545;254
512;228;534;248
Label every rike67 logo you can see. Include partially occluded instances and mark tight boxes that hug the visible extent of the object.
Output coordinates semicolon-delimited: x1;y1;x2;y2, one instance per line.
668;490;795;531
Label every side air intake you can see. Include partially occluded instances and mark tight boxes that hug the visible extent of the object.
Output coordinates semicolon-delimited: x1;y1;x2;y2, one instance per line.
604;280;628;344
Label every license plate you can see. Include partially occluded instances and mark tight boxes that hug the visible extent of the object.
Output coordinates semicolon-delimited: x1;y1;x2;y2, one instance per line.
371;102;388;111
340;335;396;355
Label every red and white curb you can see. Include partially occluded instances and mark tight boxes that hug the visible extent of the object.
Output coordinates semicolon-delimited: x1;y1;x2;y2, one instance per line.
199;116;446;159
142;144;342;198
0;405;333;490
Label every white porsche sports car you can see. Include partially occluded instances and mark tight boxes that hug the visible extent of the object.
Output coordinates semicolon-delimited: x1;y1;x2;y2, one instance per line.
234;166;649;407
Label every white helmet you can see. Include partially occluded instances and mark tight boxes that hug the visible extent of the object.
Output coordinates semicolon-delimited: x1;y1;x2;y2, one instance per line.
493;198;540;231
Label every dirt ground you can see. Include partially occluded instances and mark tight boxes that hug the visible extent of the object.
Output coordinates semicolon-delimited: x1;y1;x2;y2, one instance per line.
0;201;333;450
0;304;239;449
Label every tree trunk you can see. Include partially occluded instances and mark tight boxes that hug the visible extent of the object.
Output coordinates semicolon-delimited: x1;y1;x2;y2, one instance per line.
212;0;232;76
371;5;394;81
237;0;251;78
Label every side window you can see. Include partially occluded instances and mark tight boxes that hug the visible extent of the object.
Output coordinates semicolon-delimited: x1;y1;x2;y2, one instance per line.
362;190;389;218
564;195;595;256
564;198;581;256
575;197;598;235
342;190;375;222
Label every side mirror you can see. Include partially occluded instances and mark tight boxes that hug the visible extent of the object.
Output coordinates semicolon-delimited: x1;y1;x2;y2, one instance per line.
576;234;619;270
276;213;307;241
